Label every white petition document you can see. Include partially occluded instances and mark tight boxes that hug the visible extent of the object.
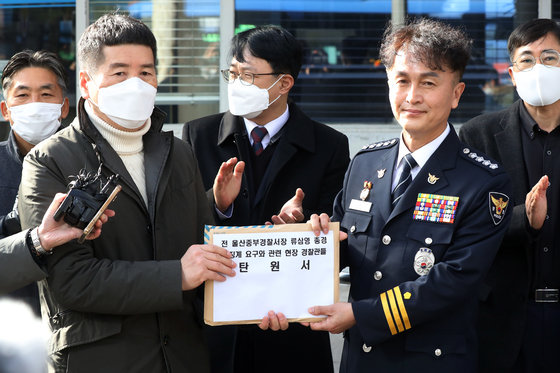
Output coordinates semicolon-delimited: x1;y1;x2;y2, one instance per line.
211;228;336;322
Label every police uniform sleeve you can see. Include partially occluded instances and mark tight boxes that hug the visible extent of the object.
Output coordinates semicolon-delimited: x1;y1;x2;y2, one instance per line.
351;170;512;346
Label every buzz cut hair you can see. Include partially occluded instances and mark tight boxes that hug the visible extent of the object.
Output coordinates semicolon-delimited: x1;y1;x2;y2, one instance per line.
78;12;157;74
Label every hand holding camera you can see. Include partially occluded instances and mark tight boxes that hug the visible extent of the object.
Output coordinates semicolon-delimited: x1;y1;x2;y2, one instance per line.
54;168;121;243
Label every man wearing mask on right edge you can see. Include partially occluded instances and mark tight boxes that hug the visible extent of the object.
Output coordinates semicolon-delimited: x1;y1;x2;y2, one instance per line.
459;18;560;373
183;25;349;373
0;50;69;315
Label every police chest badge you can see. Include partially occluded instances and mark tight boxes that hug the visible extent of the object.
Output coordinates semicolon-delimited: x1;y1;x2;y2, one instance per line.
349;180;373;212
489;192;509;226
414;247;435;276
360;181;372;200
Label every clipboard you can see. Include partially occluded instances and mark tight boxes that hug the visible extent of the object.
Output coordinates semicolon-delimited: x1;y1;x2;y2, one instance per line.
204;223;340;326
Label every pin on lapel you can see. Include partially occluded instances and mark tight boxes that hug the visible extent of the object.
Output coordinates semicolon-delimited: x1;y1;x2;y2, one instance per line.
360;180;372;201
377;169;386;179
427;173;439;185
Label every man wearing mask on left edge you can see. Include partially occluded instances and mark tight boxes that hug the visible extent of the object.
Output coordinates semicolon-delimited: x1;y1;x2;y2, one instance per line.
0;50;69;315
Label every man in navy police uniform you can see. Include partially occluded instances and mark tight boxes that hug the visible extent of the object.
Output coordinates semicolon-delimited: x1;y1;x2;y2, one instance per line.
307;18;512;372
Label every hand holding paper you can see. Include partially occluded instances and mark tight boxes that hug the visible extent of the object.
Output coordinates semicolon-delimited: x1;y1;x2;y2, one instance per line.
181;244;236;291
310;213;348;241
306;302;356;334
258;310;289;331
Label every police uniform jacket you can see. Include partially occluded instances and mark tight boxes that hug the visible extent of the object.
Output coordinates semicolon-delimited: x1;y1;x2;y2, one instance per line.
335;127;512;373
18;98;213;373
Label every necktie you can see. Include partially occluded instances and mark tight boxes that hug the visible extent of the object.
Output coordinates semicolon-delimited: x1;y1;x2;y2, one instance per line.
251;126;268;156
392;153;417;208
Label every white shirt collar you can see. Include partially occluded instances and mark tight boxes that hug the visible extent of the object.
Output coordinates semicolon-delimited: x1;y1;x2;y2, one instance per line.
392;124;450;190
244;105;289;148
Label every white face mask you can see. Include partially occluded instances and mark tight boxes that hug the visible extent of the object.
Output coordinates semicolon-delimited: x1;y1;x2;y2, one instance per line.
88;76;157;129
227;74;285;119
513;64;560;107
9;102;62;145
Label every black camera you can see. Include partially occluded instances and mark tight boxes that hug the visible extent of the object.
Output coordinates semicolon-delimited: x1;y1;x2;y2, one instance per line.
54;169;121;240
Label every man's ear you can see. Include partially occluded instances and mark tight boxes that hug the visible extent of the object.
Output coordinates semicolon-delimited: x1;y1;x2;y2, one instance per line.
1;101;11;123
451;81;466;110
79;71;91;99
508;66;516;87
278;74;295;95
61;97;70;119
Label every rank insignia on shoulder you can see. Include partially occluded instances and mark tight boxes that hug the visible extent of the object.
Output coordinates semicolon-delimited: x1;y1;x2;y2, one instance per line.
359;138;398;153
464;150;500;170
489;192;509;225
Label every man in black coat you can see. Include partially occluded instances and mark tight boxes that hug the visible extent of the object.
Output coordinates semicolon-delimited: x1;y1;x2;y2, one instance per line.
183;25;349;373
459;18;560;373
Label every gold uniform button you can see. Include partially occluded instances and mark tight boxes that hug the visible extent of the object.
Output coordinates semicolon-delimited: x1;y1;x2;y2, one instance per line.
435;348;442;357
374;271;382;281
350;225;356;233
362;344;372;353
382;235;391;245
425;237;433;245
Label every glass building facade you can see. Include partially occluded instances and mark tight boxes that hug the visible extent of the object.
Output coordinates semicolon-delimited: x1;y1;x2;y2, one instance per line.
0;0;556;136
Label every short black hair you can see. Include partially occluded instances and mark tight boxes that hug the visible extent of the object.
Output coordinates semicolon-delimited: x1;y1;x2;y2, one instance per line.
380;18;472;79
230;25;303;79
2;50;68;96
78;12;157;73
508;18;560;59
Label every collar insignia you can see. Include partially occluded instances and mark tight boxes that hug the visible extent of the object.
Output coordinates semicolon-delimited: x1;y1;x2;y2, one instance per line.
427;173;439;185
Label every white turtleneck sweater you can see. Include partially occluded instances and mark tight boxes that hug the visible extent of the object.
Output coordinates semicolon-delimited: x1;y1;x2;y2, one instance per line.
84;101;150;206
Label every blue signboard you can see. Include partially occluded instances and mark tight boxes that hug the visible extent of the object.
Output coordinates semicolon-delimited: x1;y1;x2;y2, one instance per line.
0;1;74;8
235;0;514;17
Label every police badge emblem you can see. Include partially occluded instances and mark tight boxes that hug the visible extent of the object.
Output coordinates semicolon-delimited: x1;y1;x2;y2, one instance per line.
350;180;374;212
489;192;509;225
427;173;439;185
414;247;435;276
